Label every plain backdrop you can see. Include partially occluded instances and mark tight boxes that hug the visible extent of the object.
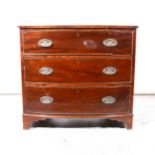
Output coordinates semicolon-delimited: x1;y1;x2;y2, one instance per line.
0;0;155;94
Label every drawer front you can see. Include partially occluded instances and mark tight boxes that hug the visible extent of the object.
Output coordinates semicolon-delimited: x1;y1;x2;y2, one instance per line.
25;58;131;83
22;30;132;55
25;86;130;114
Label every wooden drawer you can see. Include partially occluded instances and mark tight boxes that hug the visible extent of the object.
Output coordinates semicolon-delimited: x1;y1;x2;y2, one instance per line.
25;86;130;114
24;57;131;83
22;29;133;55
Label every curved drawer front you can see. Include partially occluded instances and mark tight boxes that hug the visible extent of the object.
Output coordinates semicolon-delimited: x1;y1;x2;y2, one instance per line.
24;58;131;83
22;30;133;55
25;86;130;114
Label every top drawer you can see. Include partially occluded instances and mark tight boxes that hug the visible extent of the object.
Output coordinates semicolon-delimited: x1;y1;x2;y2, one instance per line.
21;29;133;55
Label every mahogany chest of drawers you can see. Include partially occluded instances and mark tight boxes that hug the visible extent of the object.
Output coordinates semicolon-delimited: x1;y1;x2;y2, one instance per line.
19;25;137;129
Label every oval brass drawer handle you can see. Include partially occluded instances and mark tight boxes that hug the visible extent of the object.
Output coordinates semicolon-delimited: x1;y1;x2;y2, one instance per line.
102;66;117;75
103;38;118;47
39;67;54;75
40;96;54;104
38;39;53;47
101;96;116;104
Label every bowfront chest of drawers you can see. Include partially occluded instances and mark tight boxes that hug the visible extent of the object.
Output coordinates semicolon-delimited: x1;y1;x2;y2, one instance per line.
19;25;138;129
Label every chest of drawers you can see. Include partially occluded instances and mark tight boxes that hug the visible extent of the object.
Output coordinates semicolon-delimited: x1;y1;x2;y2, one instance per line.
19;25;137;129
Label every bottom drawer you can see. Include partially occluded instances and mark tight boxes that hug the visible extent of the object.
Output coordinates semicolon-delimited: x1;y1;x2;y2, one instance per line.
25;86;130;114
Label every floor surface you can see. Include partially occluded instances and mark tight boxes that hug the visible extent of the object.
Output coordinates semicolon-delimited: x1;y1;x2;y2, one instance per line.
0;95;155;155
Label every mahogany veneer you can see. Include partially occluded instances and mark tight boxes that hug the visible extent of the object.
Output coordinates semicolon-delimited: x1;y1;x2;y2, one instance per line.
19;25;137;129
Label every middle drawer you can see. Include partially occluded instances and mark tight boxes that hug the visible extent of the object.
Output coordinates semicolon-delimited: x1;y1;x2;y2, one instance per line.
24;57;131;83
